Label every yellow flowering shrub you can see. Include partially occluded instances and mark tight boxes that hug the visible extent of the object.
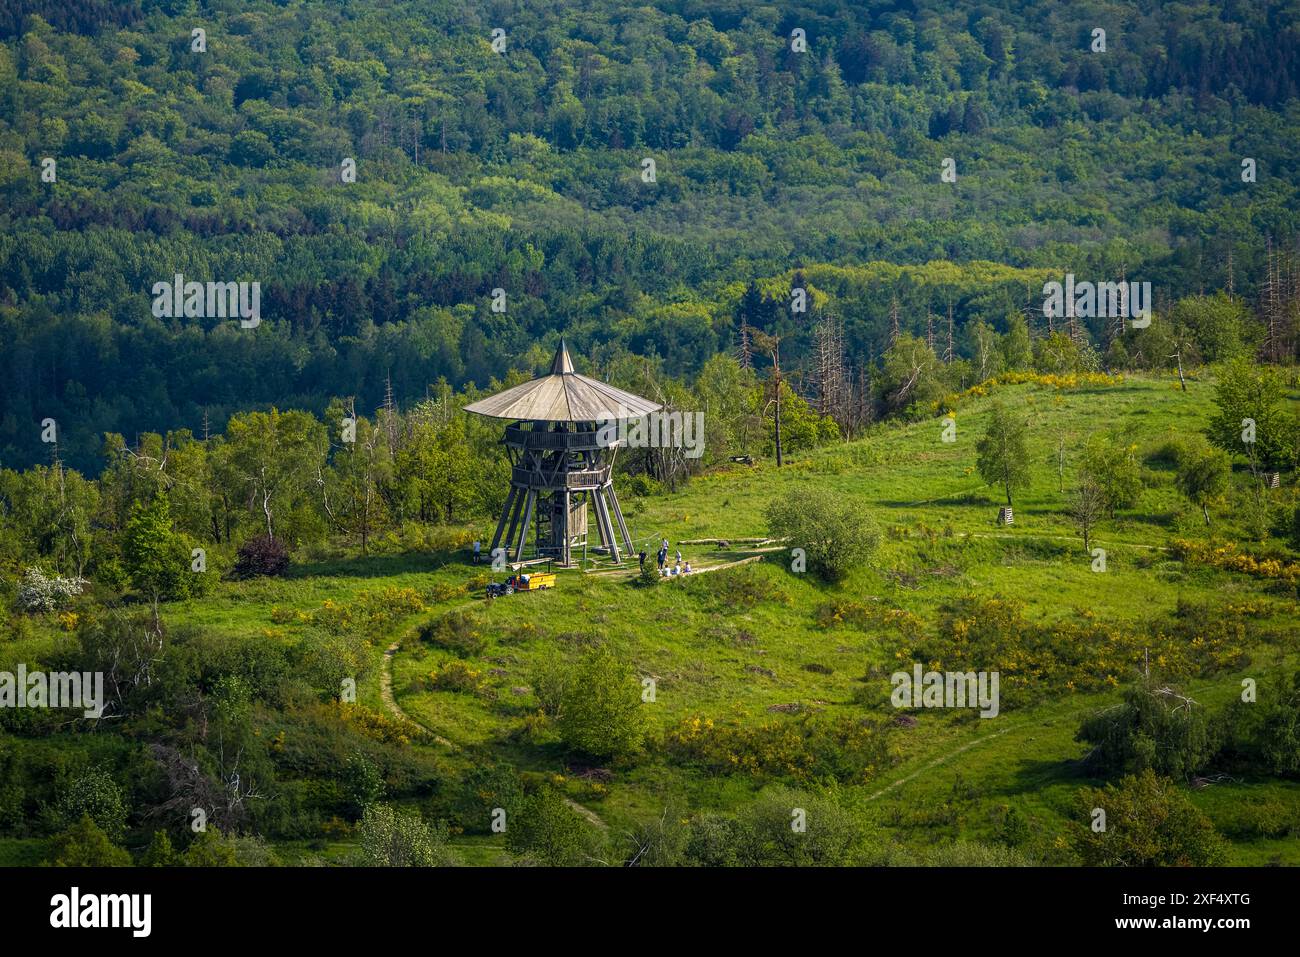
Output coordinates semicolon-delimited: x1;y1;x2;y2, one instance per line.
310;586;429;640
898;596;1251;709
335;703;412;746
428;580;470;603
1171;539;1300;584
427;660;485;694
931;371;1124;415
664;712;899;783
815;599;925;641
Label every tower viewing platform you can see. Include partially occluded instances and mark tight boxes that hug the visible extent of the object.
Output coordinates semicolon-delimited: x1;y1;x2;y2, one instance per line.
463;340;660;566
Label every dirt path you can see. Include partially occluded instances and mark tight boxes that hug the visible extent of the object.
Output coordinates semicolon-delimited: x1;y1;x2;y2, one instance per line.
381;641;456;749
584;546;786;580
967;531;1171;551
380;632;608;830
564;798;609;829
865;724;1018;801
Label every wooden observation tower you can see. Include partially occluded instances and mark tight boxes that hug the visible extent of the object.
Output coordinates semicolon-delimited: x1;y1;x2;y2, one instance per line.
463;340;660;566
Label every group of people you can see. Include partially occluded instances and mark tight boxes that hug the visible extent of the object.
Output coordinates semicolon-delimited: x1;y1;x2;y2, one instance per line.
476;535;695;577
639;539;693;577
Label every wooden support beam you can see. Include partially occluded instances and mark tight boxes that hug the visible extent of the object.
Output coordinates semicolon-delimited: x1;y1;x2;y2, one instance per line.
603;490;621;563
608;485;633;557
504;486;526;558
515;489;536;563
593;487;620;563
490;485;517;553
589;488;608;553
562;489;572;567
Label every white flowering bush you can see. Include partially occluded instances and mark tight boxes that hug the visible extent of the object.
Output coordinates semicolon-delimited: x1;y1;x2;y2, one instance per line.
17;567;88;613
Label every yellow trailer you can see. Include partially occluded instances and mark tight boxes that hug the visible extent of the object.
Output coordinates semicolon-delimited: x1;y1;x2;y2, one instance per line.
486;571;556;598
517;572;555;591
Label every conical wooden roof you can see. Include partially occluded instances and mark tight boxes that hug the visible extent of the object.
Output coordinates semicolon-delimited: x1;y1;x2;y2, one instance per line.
463;340;661;422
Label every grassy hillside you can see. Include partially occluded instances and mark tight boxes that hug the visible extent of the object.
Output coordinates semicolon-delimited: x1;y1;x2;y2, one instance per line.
5;0;1300;876
5;372;1285;865
394;372;1295;863
3;372;1295;866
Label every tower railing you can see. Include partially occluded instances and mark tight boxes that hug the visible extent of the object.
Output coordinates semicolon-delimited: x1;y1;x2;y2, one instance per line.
502;424;618;451
510;465;611;489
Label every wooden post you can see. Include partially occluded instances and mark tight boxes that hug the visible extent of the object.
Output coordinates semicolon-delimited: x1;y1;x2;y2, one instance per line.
514;490;535;563
562;489;572;567
592;489;610;556
608;485;633;557
491;485;517;553
504;487;526;558
593;488;620;563
1170;352;1186;392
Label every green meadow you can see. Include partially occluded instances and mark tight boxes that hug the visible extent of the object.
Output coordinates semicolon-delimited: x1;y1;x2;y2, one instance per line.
3;373;1296;865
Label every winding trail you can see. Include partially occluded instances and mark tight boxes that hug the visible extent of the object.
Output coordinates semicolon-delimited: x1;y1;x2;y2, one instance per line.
967;531;1172;551
866;724;1019;801
381;641;455;749
379;629;607;829
584;546;785;580
562;796;609;830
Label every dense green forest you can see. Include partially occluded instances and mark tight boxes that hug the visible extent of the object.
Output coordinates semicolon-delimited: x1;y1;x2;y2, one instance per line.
3;0;1300;471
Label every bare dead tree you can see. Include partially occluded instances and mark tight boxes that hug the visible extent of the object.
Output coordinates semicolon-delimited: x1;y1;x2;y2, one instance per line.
1286;240;1300;360
944;301;955;362
752;331;784;467
1030;278;1049;336
1150;686;1200;712
737;321;753;370
849;355;874;435
382;373;399;453
1055;433;1068;492
147;743;224;824
624;806;676;867
1169;351;1187;391
147;742;257;834
813;313;849;431
1262;236;1282;362
641;377;692;492
79;609;166;719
